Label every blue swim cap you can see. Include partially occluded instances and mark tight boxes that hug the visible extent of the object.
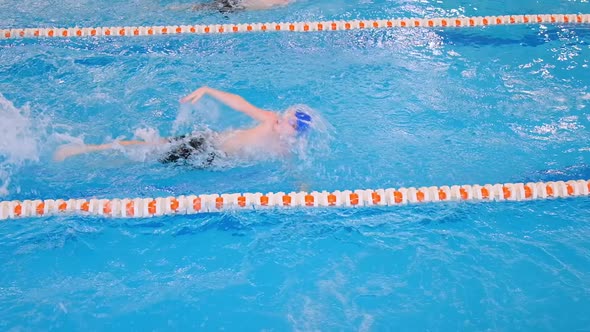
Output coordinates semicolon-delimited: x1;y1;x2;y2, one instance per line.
295;110;312;135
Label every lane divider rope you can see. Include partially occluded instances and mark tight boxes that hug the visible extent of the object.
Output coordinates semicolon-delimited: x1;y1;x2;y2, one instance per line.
1;179;588;220
1;14;589;40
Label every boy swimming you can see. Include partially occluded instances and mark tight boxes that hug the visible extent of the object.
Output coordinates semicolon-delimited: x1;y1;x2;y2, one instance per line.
189;0;292;12
53;86;314;167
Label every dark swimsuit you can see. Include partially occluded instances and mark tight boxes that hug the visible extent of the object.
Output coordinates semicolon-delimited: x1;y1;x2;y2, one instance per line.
159;133;220;168
217;0;242;12
194;0;243;13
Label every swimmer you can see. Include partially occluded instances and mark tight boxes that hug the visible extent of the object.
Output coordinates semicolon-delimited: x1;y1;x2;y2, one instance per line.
188;0;292;12
53;86;314;168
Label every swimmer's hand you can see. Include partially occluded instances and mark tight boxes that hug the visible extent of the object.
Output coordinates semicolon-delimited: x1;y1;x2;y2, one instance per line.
181;86;209;104
181;86;273;122
53;144;90;161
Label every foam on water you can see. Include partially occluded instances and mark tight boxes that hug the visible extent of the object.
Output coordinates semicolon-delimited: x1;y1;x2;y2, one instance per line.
0;94;44;196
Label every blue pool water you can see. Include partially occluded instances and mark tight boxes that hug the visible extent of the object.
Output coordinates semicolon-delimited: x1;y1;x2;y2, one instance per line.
1;0;590;330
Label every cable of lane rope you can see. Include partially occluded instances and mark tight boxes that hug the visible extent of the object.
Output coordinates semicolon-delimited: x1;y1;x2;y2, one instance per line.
1;14;589;40
0;179;588;220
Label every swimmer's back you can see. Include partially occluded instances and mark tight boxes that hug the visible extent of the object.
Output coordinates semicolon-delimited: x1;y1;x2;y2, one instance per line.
192;0;291;12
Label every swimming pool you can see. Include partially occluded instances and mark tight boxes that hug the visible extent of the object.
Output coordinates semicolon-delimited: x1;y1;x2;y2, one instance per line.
1;0;590;330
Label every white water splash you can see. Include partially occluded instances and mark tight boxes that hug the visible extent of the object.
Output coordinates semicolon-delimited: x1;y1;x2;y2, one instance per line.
173;100;222;135
0;94;42;196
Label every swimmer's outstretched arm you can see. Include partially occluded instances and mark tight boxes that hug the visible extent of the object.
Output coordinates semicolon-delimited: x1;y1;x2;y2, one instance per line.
182;86;275;123
53;139;168;161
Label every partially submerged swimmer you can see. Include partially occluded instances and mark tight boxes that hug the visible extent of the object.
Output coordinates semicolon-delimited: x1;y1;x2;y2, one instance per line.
53;86;314;168
190;0;292;12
